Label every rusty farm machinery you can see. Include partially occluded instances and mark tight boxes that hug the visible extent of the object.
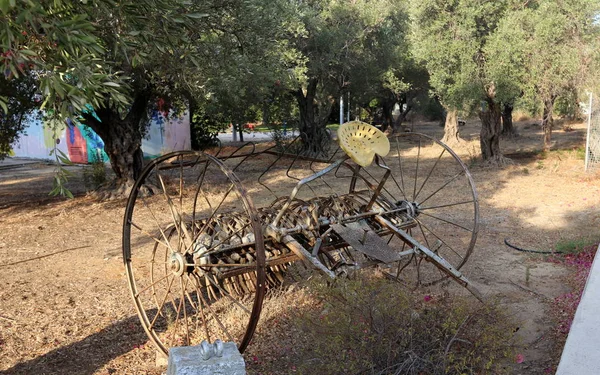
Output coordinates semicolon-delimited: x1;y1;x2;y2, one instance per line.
122;122;481;356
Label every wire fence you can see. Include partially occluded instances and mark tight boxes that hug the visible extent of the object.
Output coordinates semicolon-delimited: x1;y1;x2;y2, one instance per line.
586;93;600;171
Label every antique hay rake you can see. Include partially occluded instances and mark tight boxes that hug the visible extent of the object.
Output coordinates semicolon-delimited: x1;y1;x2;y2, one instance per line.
122;122;481;356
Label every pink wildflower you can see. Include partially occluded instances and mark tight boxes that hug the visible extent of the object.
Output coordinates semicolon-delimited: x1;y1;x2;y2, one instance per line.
515;354;525;364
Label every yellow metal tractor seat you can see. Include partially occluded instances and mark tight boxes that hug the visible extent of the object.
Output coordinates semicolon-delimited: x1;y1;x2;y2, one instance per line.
337;121;390;167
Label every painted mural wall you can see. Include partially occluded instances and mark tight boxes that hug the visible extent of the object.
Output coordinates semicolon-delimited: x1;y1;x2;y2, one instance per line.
11;110;190;163
142;110;191;159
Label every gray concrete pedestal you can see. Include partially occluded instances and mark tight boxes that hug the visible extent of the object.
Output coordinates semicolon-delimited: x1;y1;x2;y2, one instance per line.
167;342;246;375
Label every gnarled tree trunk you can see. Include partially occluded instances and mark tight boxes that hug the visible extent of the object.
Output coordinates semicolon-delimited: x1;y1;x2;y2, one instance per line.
441;108;463;146
294;79;333;156
542;96;556;150
83;91;150;198
381;100;394;132
501;103;516;137
392;103;412;133
381;95;412;134
238;123;244;142
479;100;503;162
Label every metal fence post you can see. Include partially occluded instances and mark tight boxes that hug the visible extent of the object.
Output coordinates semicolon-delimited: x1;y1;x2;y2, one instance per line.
586;92;592;171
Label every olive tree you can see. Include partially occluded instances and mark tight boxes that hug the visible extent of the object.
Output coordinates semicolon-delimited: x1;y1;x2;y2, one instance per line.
1;0;296;197
347;6;428;133
516;1;599;149
411;0;534;162
284;0;406;155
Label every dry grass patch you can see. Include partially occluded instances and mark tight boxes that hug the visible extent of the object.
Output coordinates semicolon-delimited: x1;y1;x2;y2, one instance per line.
246;272;517;375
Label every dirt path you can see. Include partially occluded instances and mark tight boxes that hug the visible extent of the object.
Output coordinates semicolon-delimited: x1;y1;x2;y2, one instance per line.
0;120;598;374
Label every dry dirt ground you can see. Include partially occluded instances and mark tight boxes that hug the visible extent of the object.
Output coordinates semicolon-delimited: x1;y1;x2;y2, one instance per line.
0;120;599;374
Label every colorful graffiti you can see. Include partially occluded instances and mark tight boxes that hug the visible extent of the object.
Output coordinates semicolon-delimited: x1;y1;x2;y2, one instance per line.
11;110;190;164
142;110;191;159
65;119;109;163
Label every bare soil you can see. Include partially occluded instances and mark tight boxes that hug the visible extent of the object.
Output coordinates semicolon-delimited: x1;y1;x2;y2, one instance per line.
1;120;599;374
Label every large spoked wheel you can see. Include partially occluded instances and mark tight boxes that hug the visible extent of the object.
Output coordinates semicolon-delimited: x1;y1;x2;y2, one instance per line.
381;133;479;286
123;151;266;355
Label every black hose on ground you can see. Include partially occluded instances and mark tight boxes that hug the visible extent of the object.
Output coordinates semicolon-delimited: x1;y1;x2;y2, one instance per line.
504;238;566;254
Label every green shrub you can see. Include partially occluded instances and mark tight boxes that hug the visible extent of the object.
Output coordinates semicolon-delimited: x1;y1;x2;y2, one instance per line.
190;110;226;151
575;146;586;160
82;151;107;191
294;273;516;375
417;96;445;122
555;237;600;254
270;122;295;152
555;90;582;120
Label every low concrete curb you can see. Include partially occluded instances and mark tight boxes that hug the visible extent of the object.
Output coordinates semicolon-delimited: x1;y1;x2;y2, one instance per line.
556;244;600;374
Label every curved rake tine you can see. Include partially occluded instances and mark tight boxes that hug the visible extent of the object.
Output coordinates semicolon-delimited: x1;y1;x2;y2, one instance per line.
221;142;257;172
203;272;251;314
309;158;336;196
415;217;431;249
257;138;303;199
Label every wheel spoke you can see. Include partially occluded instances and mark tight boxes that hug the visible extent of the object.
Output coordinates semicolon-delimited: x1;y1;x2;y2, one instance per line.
417;169;465;206
419;211;474;232
179;276;191;346
394;138;407;201
178;154;184;216
204;274;251;314
135;272;173;298
192;159;211;239
191;274;235;343
139;196;178;253
148;276;176;330
414;218;465;261
168;283;186;347
129;220;172;251
414;148;446;201
187;273;212;342
185;184;235;255
412;138;421;201
419;200;474;211
157;171;193;250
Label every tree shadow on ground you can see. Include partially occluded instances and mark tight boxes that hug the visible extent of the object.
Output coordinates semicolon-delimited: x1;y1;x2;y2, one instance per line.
0;315;151;375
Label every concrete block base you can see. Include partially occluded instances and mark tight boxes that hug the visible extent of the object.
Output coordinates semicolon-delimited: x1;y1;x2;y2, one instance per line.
167;342;246;375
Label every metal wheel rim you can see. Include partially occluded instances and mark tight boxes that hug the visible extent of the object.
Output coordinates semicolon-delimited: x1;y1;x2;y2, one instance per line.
122;151;266;355
385;132;479;285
